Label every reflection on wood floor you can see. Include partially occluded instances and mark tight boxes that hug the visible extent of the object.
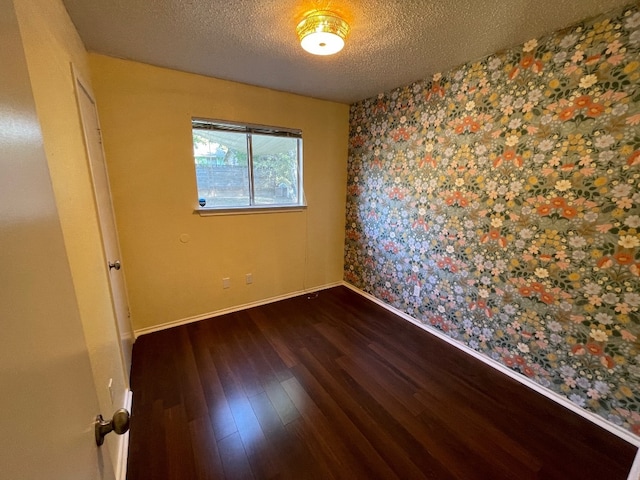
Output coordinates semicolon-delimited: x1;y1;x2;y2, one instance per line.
127;286;636;479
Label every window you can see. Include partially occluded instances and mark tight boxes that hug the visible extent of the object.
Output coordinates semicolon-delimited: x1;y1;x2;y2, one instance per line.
192;119;304;212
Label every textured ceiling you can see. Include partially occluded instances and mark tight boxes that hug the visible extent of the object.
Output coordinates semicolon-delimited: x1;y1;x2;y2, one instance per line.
62;0;632;104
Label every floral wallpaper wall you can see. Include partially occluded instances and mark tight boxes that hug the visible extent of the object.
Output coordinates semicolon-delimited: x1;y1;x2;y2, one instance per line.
345;4;640;435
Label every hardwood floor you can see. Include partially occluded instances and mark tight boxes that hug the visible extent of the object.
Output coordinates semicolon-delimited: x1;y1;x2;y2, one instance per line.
127;286;636;479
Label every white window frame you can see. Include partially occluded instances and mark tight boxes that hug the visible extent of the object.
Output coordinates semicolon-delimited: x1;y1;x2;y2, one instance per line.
192;118;305;215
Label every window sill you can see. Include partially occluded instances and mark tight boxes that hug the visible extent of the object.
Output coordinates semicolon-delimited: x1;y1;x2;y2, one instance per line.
195;205;307;216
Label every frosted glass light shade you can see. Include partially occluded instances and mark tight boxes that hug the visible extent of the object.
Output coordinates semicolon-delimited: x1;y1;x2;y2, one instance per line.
296;11;350;56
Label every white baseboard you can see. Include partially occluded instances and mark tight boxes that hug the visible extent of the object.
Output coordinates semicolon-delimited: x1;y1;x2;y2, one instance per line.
116;389;133;480
133;282;343;338
630;449;640;480
342;282;640;454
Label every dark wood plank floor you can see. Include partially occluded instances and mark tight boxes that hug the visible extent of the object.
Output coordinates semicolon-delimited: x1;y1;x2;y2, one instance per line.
127;286;637;479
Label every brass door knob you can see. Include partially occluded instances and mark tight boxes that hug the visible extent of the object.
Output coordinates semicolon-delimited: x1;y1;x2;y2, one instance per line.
95;408;130;446
108;260;121;270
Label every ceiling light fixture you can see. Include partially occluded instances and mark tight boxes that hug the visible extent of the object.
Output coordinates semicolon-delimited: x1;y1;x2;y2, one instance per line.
296;10;350;56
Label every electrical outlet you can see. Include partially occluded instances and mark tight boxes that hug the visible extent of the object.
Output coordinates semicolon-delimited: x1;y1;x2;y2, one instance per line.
246;273;253;284
223;277;230;289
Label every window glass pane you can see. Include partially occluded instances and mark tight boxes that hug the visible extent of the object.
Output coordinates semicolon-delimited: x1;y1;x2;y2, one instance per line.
252;135;299;206
193;129;249;207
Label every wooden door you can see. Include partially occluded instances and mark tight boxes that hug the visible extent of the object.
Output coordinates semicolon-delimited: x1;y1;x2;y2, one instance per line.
75;75;134;376
0;3;116;477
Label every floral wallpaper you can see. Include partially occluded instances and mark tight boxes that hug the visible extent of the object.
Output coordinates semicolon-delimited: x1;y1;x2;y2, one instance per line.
344;4;640;435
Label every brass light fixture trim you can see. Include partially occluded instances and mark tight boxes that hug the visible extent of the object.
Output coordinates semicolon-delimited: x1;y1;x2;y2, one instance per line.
296;10;350;56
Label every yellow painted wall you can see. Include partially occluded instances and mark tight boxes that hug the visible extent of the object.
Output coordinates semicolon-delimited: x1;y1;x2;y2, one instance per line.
13;0;128;471
88;55;350;332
